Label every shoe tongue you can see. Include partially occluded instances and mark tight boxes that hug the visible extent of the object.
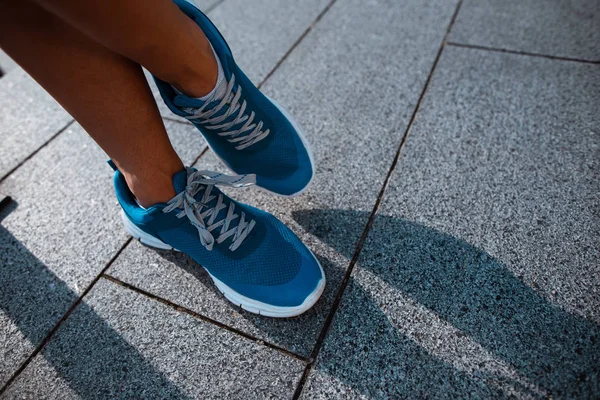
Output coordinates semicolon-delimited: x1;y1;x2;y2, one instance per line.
172;169;188;193
173;78;229;109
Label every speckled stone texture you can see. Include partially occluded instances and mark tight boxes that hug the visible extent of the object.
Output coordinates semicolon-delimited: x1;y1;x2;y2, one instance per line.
451;0;600;61
0;121;204;388
301;47;600;398
0;69;72;179
207;0;329;83
191;0;222;11
2;279;305;399
108;0;460;357
0;51;17;76
151;0;331;122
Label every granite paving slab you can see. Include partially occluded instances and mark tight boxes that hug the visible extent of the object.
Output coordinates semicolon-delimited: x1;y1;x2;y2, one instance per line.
0;69;72;180
0;51;17;76
451;0;600;61
2;279;305;399
0;120;204;388
207;0;330;84
0;0;216;174
151;0;331;122
109;0;460;356
189;0;222;12
301;47;600;398
107;152;347;357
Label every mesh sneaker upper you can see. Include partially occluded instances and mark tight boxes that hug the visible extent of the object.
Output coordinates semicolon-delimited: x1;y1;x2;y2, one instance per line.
152;0;313;195
158;205;309;286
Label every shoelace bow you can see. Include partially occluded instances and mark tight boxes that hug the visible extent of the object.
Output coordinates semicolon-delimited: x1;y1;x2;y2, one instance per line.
185;75;270;150
163;168;256;251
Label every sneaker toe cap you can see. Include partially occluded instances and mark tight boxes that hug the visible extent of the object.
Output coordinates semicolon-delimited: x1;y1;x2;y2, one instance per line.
228;251;324;308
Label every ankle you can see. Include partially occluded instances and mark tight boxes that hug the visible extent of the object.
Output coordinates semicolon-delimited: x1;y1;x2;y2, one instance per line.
117;161;184;208
125;172;176;208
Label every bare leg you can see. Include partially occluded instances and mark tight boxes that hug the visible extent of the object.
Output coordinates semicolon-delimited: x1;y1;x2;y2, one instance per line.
31;0;218;97
0;0;183;207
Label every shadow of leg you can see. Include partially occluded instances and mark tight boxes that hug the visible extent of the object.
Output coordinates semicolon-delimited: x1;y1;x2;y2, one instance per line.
293;209;600;398
0;217;187;397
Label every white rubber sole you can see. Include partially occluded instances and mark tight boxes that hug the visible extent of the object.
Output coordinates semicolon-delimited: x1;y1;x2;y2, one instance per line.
121;211;325;317
198;96;316;198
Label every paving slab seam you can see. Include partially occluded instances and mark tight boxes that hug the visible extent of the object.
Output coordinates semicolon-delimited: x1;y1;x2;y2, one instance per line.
3;0;330;184
256;0;338;91
0;0;222;185
101;273;311;363
163;0;338;122
183;0;337;176
76;0;340;369
160;0;338;142
0;119;75;185
291;1;465;398
0;141;209;389
190;142;211;167
5;0;338;373
1;0;335;390
0;0;375;393
447;42;600;65
0;237;134;396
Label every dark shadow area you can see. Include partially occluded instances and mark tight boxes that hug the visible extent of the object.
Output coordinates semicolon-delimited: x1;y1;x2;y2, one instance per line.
155;248;341;357
0;200;188;398
308;275;502;398
292;209;600;399
150;198;372;358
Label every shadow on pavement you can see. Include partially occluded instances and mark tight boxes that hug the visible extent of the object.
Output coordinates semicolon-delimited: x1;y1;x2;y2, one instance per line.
290;209;600;398
0;200;188;399
92;203;600;398
155;245;340;357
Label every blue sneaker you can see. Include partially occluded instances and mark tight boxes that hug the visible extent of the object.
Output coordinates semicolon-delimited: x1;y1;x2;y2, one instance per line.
112;164;325;317
153;0;315;197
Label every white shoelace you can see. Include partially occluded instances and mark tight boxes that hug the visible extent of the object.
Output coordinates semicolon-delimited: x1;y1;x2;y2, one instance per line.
162;168;256;251
184;75;270;150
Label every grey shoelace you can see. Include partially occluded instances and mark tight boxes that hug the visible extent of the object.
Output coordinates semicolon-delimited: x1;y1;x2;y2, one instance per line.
162;168;256;251
185;75;270;150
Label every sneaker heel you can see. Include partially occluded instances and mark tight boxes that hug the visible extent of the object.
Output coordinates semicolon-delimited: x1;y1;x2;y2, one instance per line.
120;210;173;250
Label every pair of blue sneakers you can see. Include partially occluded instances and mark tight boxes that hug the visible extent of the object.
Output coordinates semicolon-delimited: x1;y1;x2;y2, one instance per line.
112;0;324;317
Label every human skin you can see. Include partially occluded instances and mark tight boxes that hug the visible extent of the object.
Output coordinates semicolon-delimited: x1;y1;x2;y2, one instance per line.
0;0;218;206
